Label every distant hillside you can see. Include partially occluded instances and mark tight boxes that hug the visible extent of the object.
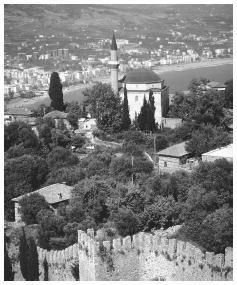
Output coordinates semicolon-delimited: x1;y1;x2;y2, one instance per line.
4;4;233;41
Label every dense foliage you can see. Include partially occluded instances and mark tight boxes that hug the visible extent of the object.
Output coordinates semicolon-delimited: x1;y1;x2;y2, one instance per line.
4;77;233;256
83;82;123;133
19;193;50;225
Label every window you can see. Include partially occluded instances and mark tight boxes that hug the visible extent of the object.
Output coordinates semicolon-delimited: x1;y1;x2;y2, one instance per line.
164;161;167;167
135;95;138;102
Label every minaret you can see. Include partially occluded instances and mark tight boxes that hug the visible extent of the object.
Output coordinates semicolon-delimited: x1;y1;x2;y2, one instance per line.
109;32;119;93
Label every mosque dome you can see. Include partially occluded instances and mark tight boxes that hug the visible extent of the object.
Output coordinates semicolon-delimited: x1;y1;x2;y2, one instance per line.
125;69;162;84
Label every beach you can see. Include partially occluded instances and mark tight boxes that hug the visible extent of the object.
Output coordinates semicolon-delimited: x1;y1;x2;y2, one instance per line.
5;58;233;109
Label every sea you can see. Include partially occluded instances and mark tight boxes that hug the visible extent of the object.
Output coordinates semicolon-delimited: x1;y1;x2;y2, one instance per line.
29;63;233;108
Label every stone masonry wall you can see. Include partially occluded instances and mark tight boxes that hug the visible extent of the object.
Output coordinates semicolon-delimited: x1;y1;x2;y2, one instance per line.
78;228;233;281
37;244;79;281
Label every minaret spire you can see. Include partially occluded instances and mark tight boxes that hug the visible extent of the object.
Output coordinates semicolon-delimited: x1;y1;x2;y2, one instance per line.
111;31;117;50
109;31;119;93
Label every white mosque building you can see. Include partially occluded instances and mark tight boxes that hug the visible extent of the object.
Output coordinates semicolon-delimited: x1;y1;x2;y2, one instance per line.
108;33;169;127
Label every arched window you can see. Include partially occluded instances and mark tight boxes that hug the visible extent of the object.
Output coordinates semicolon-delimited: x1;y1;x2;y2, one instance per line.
135;95;138;102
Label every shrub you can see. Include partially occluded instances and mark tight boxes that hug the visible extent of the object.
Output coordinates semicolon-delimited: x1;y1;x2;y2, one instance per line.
19;193;50;225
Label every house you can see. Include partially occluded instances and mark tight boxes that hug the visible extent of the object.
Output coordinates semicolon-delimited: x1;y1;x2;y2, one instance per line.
76;118;97;133
11;183;73;222
206;81;226;92
43;110;72;130
201;144;233;163
4;108;34;124
157;141;197;173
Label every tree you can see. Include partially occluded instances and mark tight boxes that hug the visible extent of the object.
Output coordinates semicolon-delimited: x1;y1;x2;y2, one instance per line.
67;112;78;129
27;237;39;280
147;90;156;132
4;235;14;281
71;176;112;225
197;206;232;253
49;72;65;111
122;86;131;130
4;121;39;152
71;134;86;149
46;146;79;169
51;128;71;148
19;193;50;225
5;155;49;220
179;159;233;253
185;124;232;157
138;96;148;131
112;207;141;237
224;79;233;109
83;82;122;133
140;196;181;231
36;117;55;147
46;166;85;186
19;228;29;280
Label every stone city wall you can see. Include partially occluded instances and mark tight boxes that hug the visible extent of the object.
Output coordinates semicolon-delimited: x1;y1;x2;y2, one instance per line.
78;228;233;281
36;225;233;281
37;244;78;281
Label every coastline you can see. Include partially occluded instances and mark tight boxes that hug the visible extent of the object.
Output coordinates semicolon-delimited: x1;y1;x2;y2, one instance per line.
5;58;233;110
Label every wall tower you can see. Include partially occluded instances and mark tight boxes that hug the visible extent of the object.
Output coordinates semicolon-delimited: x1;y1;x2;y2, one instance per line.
109;32;119;94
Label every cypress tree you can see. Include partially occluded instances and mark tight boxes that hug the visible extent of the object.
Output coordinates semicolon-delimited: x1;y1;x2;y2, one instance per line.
19;228;39;281
138;96;148;131
122;86;131;130
27;237;39;281
19;228;29;280
43;257;49;281
49;72;65;111
148;90;156;132
4;235;14;281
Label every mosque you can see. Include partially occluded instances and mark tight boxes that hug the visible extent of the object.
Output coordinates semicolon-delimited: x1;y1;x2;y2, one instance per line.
108;33;169;126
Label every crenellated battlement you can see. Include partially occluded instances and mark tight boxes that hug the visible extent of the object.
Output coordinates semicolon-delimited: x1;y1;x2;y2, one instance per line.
36;226;233;281
37;244;78;266
77;227;233;281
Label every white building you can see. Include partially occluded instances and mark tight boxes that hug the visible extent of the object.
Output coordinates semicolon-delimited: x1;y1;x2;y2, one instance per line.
120;69;169;126
202;144;233;163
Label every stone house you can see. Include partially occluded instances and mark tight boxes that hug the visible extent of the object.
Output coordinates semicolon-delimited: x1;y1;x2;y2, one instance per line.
11;183;73;222
157;141;197;173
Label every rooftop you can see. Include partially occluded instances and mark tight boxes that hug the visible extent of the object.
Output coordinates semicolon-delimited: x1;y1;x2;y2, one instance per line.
125;69;162;84
207;81;226;88
44;110;68;119
202;144;233;159
158;141;190;158
5;108;33;116
12;183;73;204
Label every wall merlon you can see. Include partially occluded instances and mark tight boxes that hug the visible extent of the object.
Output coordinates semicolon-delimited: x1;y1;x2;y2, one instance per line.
176;240;185;257
144;233;153;252
102;240;111;251
87;228;95;238
113;237;122;253
205;252;215;265
214;253;225;268
160;236;169;253
132;233;140;249
152;234;161;253
167;238;177;258
123;235;132;250
192;247;204;263
224;247;233;267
